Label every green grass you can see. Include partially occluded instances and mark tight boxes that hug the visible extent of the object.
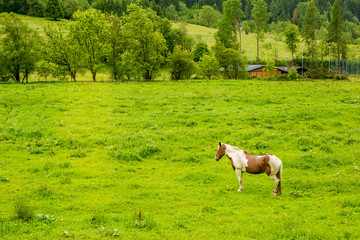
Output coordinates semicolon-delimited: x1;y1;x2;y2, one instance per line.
0;80;360;239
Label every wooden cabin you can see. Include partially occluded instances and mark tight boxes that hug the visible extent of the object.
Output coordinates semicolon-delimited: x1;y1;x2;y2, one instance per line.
276;66;307;76
246;65;266;77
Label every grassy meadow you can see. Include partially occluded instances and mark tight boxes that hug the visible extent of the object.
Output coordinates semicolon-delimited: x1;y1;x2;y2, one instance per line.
0;80;360;239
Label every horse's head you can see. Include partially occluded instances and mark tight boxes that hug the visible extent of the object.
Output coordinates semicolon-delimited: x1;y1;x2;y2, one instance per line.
215;142;226;161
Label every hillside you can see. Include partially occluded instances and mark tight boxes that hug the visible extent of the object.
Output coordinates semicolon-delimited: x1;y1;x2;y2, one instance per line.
15;14;360;63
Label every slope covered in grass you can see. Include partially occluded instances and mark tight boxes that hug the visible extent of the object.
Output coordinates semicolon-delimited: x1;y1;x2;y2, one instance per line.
0;80;359;239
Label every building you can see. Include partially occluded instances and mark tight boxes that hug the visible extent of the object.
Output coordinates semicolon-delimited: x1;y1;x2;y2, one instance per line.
276;66;307;76
246;65;266;77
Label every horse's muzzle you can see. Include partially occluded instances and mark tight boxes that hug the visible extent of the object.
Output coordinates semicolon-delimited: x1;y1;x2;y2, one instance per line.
215;157;219;161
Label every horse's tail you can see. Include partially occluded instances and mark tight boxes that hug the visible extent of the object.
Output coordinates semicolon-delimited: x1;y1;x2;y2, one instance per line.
276;161;283;195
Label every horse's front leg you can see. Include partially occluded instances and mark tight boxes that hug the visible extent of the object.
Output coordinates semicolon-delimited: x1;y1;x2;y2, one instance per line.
235;169;243;192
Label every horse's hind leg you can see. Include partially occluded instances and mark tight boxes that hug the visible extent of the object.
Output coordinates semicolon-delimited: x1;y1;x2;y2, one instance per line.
269;175;280;196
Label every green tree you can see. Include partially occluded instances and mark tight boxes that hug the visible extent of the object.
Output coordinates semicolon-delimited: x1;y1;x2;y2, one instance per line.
120;4;167;80
71;9;110;81
63;0;90;19
193;42;210;62
197;54;219;79
214;44;247;79
265;58;276;78
302;0;318;62
327;0;344;73
107;14;124;80
167;46;196;80
215;17;234;48
252;0;271;64
223;0;244;49
199;5;217;27
285;23;300;61
45;0;64;20
165;4;178;21
43;23;83;81
0;13;40;83
288;67;298;80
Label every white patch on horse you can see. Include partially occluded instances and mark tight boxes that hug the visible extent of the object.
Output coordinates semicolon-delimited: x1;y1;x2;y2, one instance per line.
224;144;248;171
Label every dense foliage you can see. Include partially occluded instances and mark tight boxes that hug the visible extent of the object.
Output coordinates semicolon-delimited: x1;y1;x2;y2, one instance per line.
0;0;359;82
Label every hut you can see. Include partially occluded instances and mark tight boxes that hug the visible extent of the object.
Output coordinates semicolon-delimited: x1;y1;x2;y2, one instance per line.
246;65;266;77
276;66;307;76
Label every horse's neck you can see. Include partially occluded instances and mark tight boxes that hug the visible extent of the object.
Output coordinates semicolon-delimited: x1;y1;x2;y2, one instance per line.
225;145;246;160
225;145;248;170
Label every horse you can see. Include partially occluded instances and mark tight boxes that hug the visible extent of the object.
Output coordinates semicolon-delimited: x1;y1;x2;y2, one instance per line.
215;142;283;195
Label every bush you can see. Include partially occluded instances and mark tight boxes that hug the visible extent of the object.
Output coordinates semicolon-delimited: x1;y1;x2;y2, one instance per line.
167;46;196;80
288;67;299;80
214;44;247;79
14;198;34;221
197;54;220;79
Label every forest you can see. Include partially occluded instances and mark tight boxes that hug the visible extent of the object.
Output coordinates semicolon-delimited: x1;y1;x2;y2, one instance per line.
0;0;360;82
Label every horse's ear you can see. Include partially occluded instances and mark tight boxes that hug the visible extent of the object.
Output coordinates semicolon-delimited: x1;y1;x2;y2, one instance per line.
219;142;222;147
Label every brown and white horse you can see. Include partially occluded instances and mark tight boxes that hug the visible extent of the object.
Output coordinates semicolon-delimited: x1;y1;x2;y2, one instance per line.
215;142;283;195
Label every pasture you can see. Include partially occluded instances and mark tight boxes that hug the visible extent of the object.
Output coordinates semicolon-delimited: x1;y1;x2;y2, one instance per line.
0;80;360;239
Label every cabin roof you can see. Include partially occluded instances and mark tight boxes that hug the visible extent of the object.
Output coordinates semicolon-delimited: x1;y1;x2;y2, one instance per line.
246;65;265;71
277;66;307;72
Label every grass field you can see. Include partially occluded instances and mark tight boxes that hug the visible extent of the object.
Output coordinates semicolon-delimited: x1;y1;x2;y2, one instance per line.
0;80;360;239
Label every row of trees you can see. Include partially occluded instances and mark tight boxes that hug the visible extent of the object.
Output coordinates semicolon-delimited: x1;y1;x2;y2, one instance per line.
1;0;359;23
0;5;248;82
0;0;353;82
215;0;349;73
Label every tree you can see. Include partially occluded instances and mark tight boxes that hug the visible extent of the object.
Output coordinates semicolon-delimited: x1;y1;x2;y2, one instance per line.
43;23;83;81
327;0;344;73
215;17;234;48
27;0;45;17
265;58;276;78
222;0;244;49
214;44;247;79
197;54;219;79
285;23;300;61
167;46;196;80
252;0;271;64
288;67;299;80
0;13;40;83
194;42;210;62
107;14;124;80
199;5;217;27
71;9;111;81
165;4;178;21
45;0;64;20
302;0;318;62
63;0;90;19
120;4;167;80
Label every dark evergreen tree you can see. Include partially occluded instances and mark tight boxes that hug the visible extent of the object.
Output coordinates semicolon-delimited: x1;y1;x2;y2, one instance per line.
45;0;64;20
328;0;344;73
302;0;318;62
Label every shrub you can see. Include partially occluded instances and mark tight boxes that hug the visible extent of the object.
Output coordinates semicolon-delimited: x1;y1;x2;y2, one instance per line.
193;42;210;62
288;67;299;80
14;198;34;221
214;44;247;79
167;46;196;80
197;54;220;79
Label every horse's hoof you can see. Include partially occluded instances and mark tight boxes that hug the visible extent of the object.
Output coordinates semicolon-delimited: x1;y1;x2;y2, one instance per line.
238;189;243;192
273;192;278;196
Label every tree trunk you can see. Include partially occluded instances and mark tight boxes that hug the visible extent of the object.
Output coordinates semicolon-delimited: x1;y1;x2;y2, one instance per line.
239;28;242;53
314;30;318;63
257;33;260;64
92;71;96;82
337;34;340;74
